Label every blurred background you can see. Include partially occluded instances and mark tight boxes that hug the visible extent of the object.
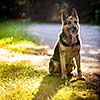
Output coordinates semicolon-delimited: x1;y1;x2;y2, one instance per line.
0;0;100;24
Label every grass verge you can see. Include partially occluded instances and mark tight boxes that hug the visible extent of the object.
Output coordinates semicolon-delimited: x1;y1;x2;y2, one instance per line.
0;20;40;45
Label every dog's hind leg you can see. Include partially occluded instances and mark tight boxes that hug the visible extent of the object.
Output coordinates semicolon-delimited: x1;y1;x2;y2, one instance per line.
49;58;61;75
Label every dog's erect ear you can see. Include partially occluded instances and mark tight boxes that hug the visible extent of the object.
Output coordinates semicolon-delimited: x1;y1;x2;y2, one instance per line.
71;8;79;20
61;11;64;25
61;10;66;27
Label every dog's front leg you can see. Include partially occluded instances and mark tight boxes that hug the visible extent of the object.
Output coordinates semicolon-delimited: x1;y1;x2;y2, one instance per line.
75;53;82;77
59;50;67;79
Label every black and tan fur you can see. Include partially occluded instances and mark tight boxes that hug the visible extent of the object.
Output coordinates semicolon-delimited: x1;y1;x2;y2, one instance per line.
49;8;82;79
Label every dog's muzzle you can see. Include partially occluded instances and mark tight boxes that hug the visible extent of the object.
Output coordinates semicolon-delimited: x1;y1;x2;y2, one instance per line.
71;27;78;44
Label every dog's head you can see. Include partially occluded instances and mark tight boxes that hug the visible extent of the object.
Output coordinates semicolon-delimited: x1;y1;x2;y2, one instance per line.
61;8;80;44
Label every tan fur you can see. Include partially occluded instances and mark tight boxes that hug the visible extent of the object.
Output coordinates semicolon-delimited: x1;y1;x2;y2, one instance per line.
59;40;81;79
49;8;82;79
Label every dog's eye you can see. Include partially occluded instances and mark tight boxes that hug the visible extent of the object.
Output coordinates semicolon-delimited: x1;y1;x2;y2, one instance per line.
74;21;77;24
64;22;67;25
64;21;67;25
64;20;71;25
67;21;71;25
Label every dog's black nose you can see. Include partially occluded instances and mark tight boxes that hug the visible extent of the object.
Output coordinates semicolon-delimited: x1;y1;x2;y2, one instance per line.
72;27;77;33
73;27;76;30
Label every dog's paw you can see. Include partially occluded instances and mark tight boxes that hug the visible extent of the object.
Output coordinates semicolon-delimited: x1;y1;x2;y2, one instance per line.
61;75;66;79
61;74;68;79
78;72;86;80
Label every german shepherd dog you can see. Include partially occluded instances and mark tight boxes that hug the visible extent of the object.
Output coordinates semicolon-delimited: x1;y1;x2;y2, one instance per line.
49;8;82;79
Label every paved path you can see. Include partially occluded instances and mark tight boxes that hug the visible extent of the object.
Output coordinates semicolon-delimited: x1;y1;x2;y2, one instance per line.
26;23;100;48
25;23;100;88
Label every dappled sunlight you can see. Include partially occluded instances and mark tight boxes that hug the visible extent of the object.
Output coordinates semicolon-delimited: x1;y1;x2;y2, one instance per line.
0;50;50;71
81;62;100;75
81;43;100;65
0;35;50;99
81;48;100;55
0;75;43;99
0;42;50;67
81;56;99;62
0;57;47;99
87;49;100;55
10;43;35;49
50;79;98;100
0;49;10;61
51;88;87;100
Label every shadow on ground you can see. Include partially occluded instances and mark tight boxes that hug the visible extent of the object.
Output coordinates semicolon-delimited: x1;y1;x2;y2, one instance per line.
33;74;99;100
33;75;66;100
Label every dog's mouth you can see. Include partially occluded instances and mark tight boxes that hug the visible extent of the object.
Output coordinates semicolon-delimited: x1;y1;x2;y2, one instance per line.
71;34;77;44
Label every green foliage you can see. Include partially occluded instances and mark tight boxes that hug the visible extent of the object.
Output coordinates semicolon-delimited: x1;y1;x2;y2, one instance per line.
0;21;40;44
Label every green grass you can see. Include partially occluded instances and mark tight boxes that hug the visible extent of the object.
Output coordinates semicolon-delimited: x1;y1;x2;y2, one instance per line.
0;60;48;100
0;60;98;100
0;20;42;53
0;20;40;45
0;20;99;100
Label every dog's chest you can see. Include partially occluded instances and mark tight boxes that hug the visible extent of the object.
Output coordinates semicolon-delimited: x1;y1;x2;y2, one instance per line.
59;42;80;59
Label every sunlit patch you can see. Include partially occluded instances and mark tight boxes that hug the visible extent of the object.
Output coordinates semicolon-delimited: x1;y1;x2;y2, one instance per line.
97;49;100;52
82;56;98;62
88;49;100;54
0;58;47;99
80;50;85;54
0;49;9;56
0;49;10;61
10;43;34;49
81;49;100;55
0;40;50;100
50;86;98;100
0;78;43;100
